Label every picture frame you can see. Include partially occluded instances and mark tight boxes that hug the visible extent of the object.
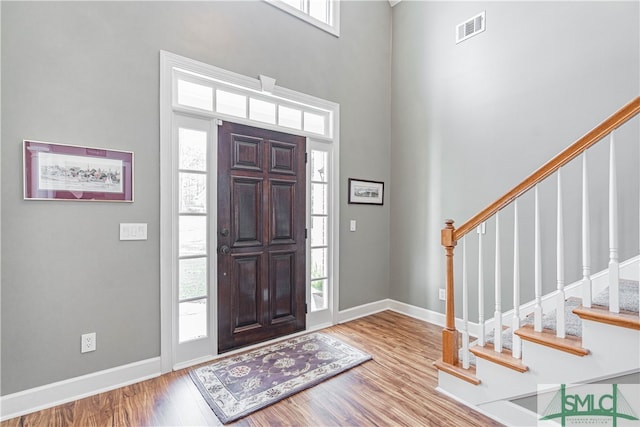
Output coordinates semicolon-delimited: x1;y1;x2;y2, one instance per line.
348;178;384;205
23;140;134;202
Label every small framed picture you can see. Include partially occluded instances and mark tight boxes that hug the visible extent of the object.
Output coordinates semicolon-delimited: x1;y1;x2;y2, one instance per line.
23;140;134;202
348;178;384;205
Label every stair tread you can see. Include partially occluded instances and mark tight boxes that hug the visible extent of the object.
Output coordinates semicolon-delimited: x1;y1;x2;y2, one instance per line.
592;279;639;314
433;358;481;385
514;324;589;356
469;344;529;373
573;305;640;330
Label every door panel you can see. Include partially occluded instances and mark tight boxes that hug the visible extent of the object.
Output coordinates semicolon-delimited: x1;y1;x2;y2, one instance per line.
270;180;295;244
232;135;263;171
218;121;306;353
270;250;296;321
231;177;263;247
231;253;262;332
270;141;297;175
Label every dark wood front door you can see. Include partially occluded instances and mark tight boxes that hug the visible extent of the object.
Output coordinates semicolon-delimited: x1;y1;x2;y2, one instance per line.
217;121;306;353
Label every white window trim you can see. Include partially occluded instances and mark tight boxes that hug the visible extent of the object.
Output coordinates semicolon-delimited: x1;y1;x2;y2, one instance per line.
160;50;340;373
171;65;334;140
306;140;336;328
264;0;340;37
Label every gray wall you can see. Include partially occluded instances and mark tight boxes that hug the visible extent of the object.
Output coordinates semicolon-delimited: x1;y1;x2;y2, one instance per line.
390;1;639;316
1;1;391;395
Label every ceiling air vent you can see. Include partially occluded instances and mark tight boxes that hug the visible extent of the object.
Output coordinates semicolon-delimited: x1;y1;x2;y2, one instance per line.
456;11;485;44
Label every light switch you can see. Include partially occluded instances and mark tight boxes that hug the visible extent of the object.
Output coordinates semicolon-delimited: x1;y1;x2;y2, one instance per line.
120;223;148;240
350;220;357;232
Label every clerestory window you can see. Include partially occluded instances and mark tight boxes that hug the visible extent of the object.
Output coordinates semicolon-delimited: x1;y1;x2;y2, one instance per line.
265;0;340;37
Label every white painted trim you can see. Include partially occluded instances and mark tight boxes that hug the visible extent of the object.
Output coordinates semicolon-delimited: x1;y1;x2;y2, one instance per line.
331;105;341;327
337;299;391;324
172;354;217;372
0;2;3;413
337;298;483;337
388;299;448;327
160;51;175;374
0;357;161;422
337;298;463;330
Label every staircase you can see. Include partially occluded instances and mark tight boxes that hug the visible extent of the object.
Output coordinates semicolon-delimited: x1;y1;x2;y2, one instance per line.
434;97;640;426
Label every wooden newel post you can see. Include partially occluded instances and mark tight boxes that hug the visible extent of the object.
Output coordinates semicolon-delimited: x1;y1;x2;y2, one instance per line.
441;219;459;365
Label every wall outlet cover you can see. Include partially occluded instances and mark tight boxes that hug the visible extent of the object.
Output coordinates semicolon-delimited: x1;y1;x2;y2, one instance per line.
81;332;96;353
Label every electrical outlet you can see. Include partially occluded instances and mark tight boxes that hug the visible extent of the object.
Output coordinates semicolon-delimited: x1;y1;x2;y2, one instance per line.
81;332;96;353
439;288;446;301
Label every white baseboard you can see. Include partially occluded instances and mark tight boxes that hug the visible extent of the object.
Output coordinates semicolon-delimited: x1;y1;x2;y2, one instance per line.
337;298;392;324
0;357;162;422
387;299;447;326
337;298;454;328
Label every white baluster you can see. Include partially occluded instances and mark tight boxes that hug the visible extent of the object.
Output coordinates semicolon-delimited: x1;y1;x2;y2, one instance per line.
512;199;522;359
534;185;543;331
609;131;620;313
462;237;470;369
494;212;502;352
582;151;592;308
556;169;566;338
478;223;485;346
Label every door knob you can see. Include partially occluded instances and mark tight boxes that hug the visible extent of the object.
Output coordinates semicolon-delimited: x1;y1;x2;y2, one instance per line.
220;245;231;255
220;228;229;237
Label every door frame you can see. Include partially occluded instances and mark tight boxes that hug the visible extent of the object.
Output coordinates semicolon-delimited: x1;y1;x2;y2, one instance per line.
160;51;340;373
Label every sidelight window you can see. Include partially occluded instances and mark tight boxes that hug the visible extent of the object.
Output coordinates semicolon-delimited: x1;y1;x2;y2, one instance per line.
309;147;331;311
177;122;209;343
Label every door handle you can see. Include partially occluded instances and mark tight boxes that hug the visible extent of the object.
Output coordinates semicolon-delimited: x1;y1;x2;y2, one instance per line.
219;245;231;255
220;228;229;237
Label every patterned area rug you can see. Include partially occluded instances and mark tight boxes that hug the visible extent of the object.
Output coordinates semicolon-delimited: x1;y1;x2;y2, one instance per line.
189;332;372;424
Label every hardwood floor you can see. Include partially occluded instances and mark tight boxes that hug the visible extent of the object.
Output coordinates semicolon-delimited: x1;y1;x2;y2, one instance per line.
1;311;503;426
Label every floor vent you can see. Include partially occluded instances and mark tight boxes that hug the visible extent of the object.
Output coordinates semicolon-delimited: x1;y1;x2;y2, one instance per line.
456;11;486;44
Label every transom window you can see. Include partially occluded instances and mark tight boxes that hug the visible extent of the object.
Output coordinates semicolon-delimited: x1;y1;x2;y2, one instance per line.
173;69;333;139
265;0;340;37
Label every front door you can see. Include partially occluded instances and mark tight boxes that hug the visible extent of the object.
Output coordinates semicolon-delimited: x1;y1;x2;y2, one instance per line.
217;121;306;353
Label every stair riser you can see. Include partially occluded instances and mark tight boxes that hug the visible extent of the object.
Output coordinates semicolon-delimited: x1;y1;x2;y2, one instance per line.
581;319;640;370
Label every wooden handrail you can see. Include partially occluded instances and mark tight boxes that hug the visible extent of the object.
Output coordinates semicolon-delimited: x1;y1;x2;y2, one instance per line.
453;96;640;242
